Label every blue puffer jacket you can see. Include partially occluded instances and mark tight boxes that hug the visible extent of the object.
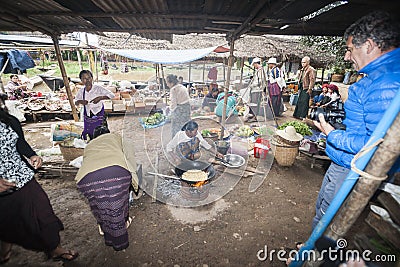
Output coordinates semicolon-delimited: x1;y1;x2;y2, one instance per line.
326;48;400;169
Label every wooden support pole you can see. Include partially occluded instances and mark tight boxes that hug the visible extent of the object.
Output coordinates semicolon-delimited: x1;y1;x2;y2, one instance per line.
88;50;95;74
202;61;206;83
76;48;83;71
155;64;160;93
223;58;226;81
94;50;98;82
220;38;235;139
239;57;245;89
326;114;400;239
0;58;10;93
85;33;95;74
160;64;166;102
188;62;192;85
152;150;159;203
51;35;79;122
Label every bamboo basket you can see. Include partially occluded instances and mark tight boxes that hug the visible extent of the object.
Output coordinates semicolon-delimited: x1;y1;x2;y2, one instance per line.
271;138;299;166
59;144;84;161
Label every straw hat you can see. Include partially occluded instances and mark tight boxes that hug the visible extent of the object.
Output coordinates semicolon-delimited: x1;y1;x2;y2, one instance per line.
251;57;261;65
276;126;303;142
267;57;277;64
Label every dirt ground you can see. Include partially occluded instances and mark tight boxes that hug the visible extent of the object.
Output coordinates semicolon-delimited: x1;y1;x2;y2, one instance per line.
5;106;332;267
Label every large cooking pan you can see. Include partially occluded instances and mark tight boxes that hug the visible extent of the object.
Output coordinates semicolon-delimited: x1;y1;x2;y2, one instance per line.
175;160;215;180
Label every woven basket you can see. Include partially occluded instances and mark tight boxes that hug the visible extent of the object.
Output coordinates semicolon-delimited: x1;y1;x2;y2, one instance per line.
59;144;84;161
271;139;299;166
274;134;301;147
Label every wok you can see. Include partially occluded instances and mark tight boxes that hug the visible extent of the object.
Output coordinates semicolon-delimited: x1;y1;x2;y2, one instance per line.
175;160;215;180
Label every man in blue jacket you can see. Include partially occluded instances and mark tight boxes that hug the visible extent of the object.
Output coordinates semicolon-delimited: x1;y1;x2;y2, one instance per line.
312;11;400;228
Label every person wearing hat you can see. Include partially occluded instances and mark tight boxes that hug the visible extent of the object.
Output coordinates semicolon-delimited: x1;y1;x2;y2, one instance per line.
266;57;285;117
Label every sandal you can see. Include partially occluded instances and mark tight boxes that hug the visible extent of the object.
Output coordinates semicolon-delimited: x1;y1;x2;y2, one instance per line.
98;224;104;236
51;250;79;262
126;216;134;229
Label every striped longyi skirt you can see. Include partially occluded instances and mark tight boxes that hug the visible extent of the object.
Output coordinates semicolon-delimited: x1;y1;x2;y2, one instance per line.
77;165;132;251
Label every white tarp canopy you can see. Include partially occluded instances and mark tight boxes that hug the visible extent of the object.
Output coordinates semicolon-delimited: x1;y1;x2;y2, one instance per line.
103;46;219;64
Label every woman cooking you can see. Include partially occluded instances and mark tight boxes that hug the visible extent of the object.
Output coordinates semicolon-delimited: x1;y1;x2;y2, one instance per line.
166;120;223;164
75;70;115;140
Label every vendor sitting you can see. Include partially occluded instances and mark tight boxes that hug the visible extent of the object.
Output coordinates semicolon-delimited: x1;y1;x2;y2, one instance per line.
215;91;239;121
312;84;328;106
166;120;223;164
202;87;219;111
5;74;28;100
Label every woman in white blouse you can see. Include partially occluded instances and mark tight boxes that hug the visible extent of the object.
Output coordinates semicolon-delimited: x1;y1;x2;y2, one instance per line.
75;70;115;140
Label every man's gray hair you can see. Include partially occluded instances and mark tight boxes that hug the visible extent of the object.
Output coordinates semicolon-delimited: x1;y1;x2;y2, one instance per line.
344;11;400;51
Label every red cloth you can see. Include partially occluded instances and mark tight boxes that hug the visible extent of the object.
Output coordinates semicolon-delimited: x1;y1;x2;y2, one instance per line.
208;67;218;81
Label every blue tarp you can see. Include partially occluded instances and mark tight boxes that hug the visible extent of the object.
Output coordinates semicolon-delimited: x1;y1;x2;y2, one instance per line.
104;46;219;64
0;49;36;74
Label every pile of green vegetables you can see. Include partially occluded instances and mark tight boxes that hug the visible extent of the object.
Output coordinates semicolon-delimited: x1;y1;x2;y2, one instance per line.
277;121;313;136
142;112;166;126
201;129;213;137
236;125;254;137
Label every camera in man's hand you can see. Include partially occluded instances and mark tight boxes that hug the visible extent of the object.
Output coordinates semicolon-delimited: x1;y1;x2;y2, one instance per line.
310;100;346;130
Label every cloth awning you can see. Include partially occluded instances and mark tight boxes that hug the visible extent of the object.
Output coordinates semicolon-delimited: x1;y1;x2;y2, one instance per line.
103;46;219;64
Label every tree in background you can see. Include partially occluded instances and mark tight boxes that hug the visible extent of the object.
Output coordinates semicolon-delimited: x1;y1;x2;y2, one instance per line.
300;36;352;74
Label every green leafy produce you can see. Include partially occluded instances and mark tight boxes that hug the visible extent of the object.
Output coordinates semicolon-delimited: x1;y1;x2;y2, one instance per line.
277;121;313;136
236;125;254;137
201;129;211;136
143;112;166;126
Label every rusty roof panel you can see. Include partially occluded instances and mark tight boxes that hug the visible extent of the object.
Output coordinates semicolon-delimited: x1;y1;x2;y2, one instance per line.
0;0;397;39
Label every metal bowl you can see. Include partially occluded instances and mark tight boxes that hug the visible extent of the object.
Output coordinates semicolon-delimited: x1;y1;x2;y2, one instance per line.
223;154;245;168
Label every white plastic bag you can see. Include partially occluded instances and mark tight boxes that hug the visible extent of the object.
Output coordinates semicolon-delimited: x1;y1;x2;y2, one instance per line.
69;156;83;168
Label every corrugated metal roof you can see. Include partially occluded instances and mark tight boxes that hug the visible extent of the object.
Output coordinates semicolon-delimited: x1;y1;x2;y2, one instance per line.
0;0;398;40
